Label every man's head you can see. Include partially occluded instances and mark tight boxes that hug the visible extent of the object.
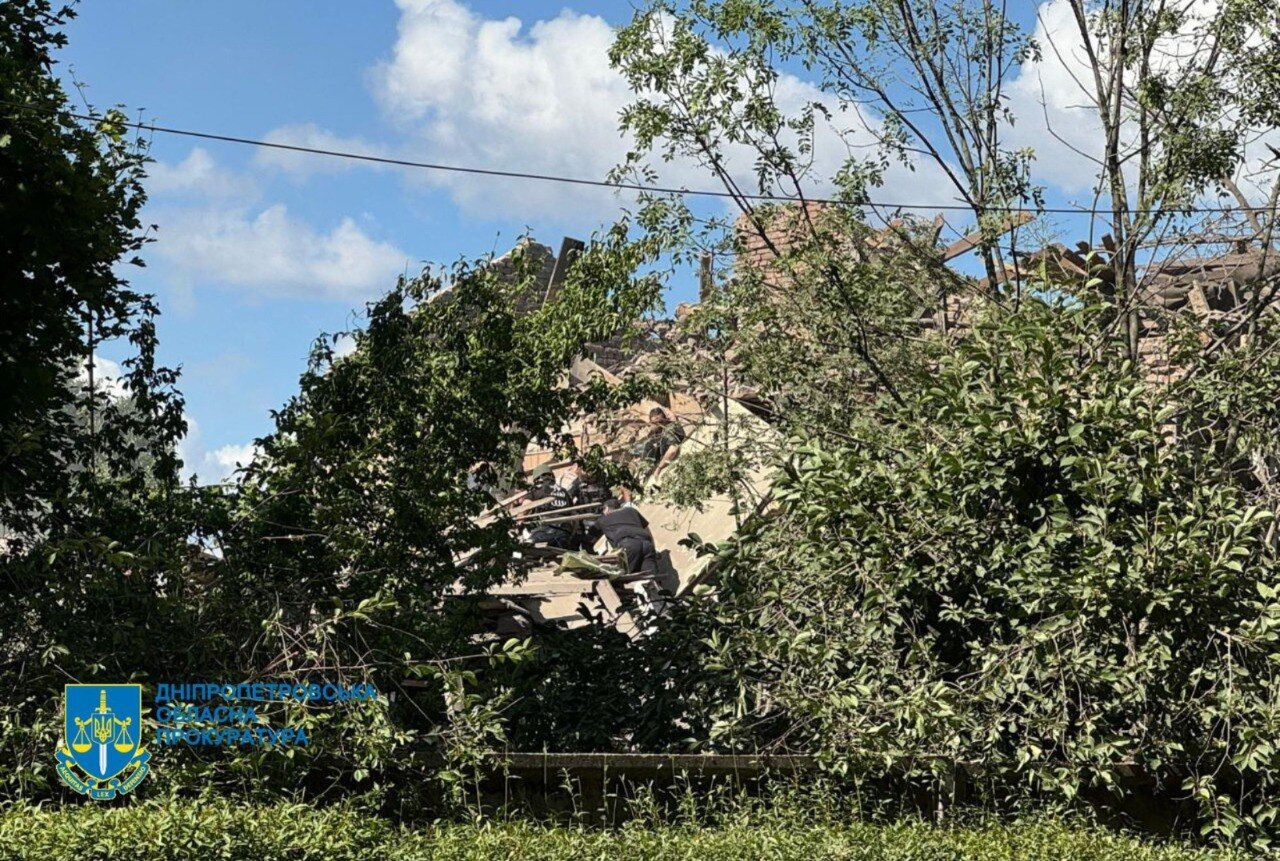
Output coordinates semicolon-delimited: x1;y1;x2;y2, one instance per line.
601;497;623;513
648;407;670;426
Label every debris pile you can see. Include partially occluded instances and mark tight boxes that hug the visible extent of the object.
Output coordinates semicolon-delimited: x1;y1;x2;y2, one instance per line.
982;237;1280;382
457;221;1277;641
454;238;773;640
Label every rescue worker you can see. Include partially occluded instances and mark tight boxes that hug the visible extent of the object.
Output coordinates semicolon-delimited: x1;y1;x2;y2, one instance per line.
639;406;685;477
594;497;658;576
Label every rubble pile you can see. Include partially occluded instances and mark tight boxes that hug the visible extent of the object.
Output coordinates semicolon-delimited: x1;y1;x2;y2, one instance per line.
455;222;1277;642
453;238;773;641
982;237;1280;382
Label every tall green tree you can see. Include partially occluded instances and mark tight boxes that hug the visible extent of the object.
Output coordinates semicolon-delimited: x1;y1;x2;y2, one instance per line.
0;0;184;534
0;1;197;800
187;232;664;799
607;1;1280;845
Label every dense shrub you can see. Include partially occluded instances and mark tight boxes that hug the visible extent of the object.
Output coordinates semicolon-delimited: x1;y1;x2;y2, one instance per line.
680;299;1280;844
0;799;1240;861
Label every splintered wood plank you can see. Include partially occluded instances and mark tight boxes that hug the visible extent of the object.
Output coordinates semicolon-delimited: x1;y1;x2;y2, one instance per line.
515;501;605;523
506;496;557;517
940;211;1034;262
486;579;596;596
568;355;623;387
591;580;642;637
1187;284;1211;316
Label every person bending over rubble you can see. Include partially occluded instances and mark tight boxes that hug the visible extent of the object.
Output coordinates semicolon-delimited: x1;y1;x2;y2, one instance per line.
522;465;583;549
638;406;685;478
595;497;658;576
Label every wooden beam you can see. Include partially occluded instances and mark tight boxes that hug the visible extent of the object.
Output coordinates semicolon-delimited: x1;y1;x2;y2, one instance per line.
940;211;1035;262
515;500;605;522
568;355;623;387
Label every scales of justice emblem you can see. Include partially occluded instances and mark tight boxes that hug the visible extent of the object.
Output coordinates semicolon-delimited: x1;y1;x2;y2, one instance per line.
56;685;150;800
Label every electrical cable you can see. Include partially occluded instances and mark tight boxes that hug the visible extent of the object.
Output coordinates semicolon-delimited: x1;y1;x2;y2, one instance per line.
4;99;1277;217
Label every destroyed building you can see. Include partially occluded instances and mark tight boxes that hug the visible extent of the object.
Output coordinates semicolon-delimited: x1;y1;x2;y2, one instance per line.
450;237;773;640
457;213;1279;640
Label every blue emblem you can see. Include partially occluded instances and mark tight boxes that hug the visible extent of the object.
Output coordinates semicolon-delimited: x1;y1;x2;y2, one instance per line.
57;684;150;800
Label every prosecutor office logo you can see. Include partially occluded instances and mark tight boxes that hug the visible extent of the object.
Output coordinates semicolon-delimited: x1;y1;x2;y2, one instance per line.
56;684;151;800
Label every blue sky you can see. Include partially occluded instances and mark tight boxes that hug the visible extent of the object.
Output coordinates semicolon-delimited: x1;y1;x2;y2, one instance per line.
60;1;675;479
55;0;1177;481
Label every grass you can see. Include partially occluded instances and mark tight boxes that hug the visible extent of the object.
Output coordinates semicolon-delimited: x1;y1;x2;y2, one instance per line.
0;798;1243;860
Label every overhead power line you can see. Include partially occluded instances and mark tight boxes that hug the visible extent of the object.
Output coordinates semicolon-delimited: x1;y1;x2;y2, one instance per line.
4;99;1279;217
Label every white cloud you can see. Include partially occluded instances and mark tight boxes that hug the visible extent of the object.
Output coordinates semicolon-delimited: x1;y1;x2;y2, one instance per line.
178;416;259;484
155;202;409;301
253;123;387;178
210;442;258;472
332;332;359;360
371;0;639;219
364;0;948;221
148;148;411;302
77;355;128;399
1005;0;1127;194
372;0;1277;221
72;362;252;485
1006;0;1276;199
147;147;258;200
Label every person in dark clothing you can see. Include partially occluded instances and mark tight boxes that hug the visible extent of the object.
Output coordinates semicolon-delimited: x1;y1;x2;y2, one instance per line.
524;465;585;550
576;469;611;505
639;407;686;477
550;466;582;510
526;468;557;501
527;522;575;549
595;497;658;576
567;464;611;550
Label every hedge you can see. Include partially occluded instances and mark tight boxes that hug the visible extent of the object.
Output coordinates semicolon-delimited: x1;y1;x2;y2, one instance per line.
0;800;1241;860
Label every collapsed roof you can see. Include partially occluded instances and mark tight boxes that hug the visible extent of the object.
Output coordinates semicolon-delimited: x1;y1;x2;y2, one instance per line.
458;219;1278;639
454;238;774;640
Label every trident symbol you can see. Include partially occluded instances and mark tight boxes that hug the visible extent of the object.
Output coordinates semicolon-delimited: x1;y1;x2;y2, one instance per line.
72;689;133;777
